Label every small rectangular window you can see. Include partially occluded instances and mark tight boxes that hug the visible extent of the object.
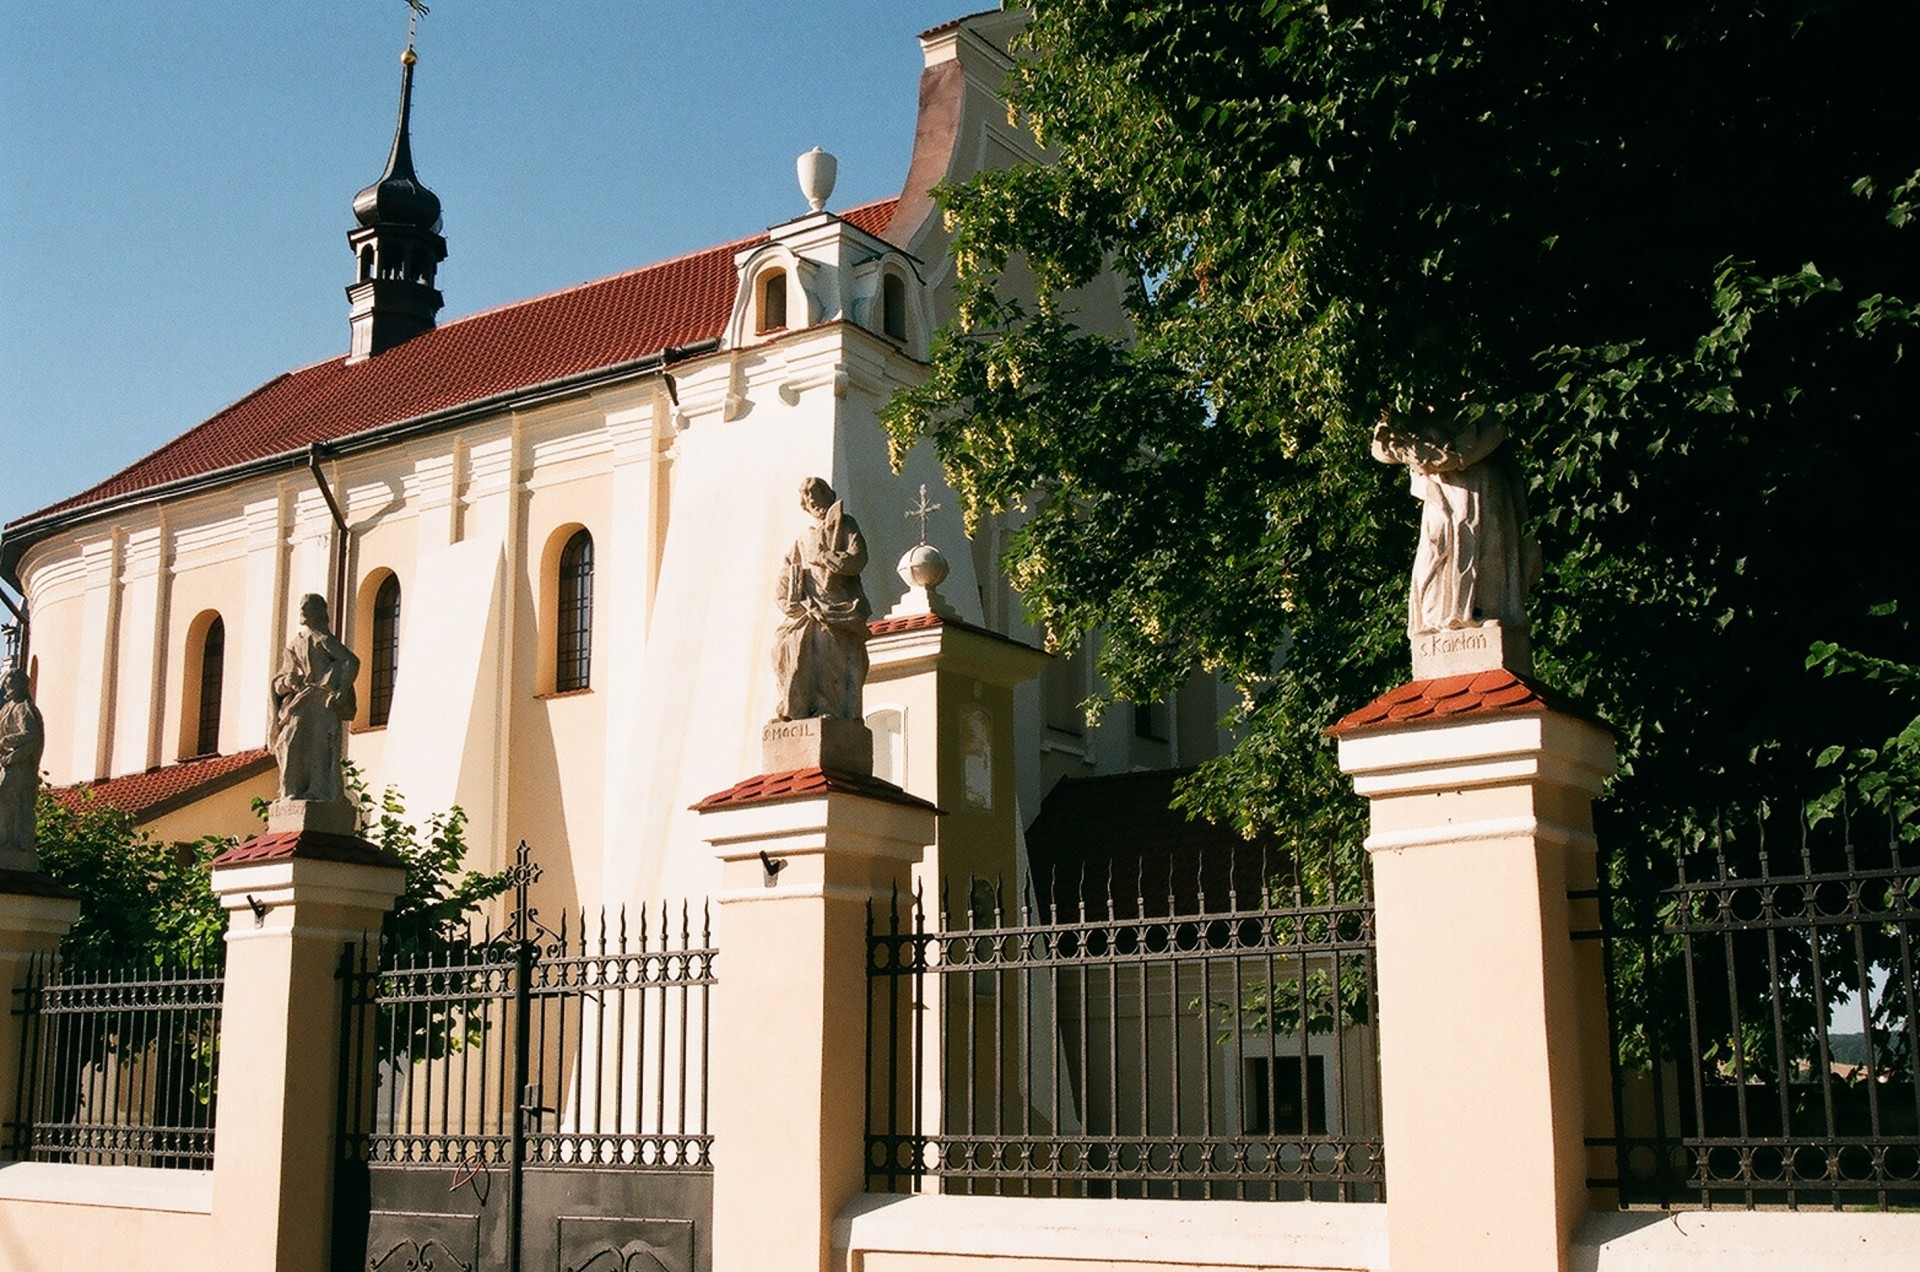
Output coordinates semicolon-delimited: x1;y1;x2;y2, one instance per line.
1243;1054;1329;1135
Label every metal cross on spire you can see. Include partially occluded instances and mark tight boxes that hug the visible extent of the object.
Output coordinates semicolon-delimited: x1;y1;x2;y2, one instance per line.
403;0;430;48
904;483;941;546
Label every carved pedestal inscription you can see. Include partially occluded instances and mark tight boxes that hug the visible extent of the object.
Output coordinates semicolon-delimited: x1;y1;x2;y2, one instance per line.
1409;621;1532;681
762;715;874;776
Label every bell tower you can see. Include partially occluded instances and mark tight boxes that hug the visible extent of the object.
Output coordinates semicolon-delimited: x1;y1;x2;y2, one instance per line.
345;44;446;362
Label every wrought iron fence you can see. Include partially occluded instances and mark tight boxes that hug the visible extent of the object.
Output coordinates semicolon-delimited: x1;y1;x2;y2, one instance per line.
338;851;715;1175
867;843;1384;1201
7;953;224;1168
1584;798;1920;1209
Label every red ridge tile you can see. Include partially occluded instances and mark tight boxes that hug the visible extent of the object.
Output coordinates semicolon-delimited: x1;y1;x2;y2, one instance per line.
1327;667;1595;737
211;830;403;869
868;613;945;636
691;766;939;813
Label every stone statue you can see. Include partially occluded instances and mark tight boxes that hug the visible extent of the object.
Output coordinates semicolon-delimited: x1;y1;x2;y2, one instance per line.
1372;413;1539;662
271;593;359;804
0;669;44;862
772;477;872;721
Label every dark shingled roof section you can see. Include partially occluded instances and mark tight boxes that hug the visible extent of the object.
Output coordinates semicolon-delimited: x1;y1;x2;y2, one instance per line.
211;830;405;869
1023;769;1287;919
52;748;274;821
11;199;898;528
691;767;939;813
919;9;1006;40
0;869;79;900
1326;669;1593;737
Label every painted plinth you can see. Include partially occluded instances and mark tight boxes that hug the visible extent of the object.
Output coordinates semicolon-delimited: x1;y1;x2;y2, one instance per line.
208;829;405;1272
695;769;937;1272
1333;671;1616;1272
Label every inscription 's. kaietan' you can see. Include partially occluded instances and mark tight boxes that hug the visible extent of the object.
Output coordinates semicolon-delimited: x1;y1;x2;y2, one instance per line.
1417;631;1489;658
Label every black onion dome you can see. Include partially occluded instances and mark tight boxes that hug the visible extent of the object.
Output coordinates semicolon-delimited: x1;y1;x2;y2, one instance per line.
353;48;442;232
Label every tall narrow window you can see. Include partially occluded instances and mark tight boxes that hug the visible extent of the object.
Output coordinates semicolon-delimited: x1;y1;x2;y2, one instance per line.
370;574;401;726
557;530;595;692
1043;638;1088;737
882;272;908;341
195;616;225;756
757;270;788;333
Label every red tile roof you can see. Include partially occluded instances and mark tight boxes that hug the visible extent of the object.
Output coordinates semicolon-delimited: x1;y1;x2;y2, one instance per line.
691;766;939;813
211;829;404;869
867;612;947;637
866;612;1049;664
1326;669;1588;737
52;748;274;821
11;199;899;529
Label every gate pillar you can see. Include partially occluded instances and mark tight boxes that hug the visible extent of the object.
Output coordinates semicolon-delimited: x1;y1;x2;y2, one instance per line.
1332;673;1616;1272
0;878;80;1145
208;831;405;1272
696;771;936;1272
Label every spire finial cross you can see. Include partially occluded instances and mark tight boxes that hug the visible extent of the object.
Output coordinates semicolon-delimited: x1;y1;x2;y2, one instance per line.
904;483;941;546
403;0;429;49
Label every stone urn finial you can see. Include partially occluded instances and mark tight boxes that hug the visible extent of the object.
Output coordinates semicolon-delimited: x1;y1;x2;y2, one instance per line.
797;146;837;213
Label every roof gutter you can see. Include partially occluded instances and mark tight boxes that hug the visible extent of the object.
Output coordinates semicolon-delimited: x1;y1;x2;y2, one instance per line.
0;338;718;589
306;445;351;630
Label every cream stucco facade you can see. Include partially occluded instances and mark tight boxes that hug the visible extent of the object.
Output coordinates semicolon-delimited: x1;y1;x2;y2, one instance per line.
3;13;1229;922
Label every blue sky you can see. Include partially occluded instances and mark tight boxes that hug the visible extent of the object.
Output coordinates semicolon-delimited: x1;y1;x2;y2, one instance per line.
0;0;976;532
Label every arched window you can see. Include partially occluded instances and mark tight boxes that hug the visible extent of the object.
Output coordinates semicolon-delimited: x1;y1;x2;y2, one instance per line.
882;272;908;341
369;574;402;727
757;270;788;333
867;707;905;787
556;530;594;692
194;615;225;756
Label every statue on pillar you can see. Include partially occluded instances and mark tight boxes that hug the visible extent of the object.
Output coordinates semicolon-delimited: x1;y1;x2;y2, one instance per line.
270;593;360;807
0;669;45;867
772;477;872;722
763;478;875;776
1372;412;1540;676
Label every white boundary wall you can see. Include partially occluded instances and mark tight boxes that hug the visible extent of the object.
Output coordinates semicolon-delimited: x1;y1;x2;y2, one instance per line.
835;1195;1920;1272
835;1195;1388;1272
1573;1209;1920;1272
0;1163;214;1272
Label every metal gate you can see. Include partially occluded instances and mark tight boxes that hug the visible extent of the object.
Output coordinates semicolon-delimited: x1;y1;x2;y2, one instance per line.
334;843;715;1272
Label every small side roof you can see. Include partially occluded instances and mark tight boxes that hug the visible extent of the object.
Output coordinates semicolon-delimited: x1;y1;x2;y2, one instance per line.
52;748;274;823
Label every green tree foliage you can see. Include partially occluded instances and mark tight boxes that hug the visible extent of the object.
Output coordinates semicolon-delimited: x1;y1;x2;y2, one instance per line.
338;763;514;962
32;766;510;970
32;792;224;968
885;0;1920;859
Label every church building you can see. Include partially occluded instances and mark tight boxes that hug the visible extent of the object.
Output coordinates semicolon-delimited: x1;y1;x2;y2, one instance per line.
1;10;1231;911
